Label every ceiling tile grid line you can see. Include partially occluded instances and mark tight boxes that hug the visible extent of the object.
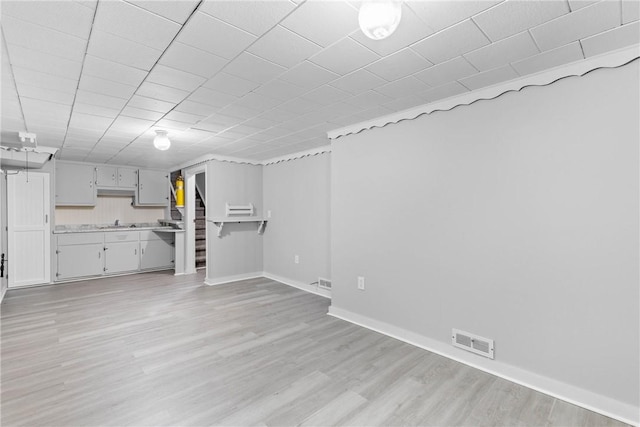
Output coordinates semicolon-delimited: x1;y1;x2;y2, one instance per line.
1;0;638;166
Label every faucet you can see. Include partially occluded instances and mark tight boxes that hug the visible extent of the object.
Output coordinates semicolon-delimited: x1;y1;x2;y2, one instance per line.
115;219;120;227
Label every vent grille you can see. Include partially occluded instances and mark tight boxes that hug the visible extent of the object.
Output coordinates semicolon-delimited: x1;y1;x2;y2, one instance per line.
318;277;331;290
452;329;494;359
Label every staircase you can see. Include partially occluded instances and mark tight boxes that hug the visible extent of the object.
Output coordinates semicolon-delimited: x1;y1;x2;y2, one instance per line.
170;171;206;269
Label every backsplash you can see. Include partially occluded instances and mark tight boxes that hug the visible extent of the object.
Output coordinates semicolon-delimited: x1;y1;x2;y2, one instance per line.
55;196;166;225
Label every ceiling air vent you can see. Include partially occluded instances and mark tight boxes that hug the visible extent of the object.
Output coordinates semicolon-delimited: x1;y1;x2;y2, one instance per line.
452;329;494;359
318;277;331;290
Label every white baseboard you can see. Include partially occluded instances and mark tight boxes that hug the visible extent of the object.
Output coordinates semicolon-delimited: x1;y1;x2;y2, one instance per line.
262;272;331;299
0;285;7;303
328;306;639;426
204;272;264;286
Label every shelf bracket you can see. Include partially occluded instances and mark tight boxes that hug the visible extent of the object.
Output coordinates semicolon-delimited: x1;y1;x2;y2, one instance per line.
258;220;266;235
212;221;224;238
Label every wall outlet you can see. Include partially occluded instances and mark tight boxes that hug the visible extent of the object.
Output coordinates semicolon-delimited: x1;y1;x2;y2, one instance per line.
267;210;271;218
357;276;365;290
294;255;299;264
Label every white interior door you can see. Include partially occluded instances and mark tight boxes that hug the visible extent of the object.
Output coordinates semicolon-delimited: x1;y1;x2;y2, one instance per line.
8;171;51;287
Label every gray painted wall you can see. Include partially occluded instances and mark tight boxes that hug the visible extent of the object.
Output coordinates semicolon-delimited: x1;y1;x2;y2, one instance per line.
1;171;7;299
263;153;331;286
206;160;263;282
331;62;639;407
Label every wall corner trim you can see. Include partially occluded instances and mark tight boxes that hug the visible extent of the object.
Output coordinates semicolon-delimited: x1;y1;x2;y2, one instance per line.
262;272;331;299
327;45;640;140
327;306;639;426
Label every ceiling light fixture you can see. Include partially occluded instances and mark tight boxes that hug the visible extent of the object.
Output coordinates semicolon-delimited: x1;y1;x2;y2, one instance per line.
358;0;402;41
153;130;171;151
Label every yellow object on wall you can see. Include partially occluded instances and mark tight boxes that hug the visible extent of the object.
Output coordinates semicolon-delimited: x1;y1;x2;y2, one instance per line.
175;175;184;207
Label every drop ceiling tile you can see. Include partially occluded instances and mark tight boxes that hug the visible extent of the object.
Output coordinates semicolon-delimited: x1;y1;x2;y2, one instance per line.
474;0;571;41
17;83;75;105
382;95;426;112
69;112;114;131
82;55;148;87
223;53;287;85
242;117;280;129
110;116;155;133
248;25;321;68
175;12;256;59
413;56;478;87
155;119;191;132
279;61;340;89
234;93;283;110
458;64;519;90
511;42;584;76
125;0;199;24
366;48;432;81
146;65;206;92
163;110;205;124
187;87;238;108
412;19;490;64
464;31;540;71
192;121;229;133
568;0;599;11
309;37;380;75
350;3;434;57
121;106;166;121
281;0;359;47
329;69;387;94
199;0;296;37
201;113;244;127
175;100;220;117
127;95;176;113
581;21;640;57
2;16;87;62
75;89;129;110
136;82;190;104
374;76;431;99
531;1;621;51
88;30;163;71
300;85;352;105
203;73;260;97
622;0;640;24
217;104;261;120
407;0;501;32
2;0;94;39
12;67;78;94
73;103;121;119
158;42;228;79
344;90;393;109
420;81;469;103
254;79;308;101
79;75;138;99
94;0;180;50
21;98;72;119
5;45;82;80
257;108;297;123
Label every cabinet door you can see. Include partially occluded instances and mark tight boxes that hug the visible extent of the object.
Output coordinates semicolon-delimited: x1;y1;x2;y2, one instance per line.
137;169;169;205
117;168;137;189
57;244;103;280
140;238;173;270
56;163;96;206
96;166;117;187
105;241;139;274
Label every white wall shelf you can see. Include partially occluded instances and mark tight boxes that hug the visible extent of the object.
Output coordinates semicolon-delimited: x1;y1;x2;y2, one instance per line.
207;217;267;237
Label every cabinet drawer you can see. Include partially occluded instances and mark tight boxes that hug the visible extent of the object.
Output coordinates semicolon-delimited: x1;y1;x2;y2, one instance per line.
104;231;139;243
57;232;103;246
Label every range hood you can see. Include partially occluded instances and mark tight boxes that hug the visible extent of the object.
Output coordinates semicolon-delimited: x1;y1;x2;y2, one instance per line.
0;145;58;169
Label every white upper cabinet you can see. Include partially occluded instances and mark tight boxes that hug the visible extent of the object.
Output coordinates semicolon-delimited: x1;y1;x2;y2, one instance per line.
55;162;96;206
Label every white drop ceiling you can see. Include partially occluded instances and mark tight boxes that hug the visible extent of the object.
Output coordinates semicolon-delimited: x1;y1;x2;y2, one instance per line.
1;0;638;168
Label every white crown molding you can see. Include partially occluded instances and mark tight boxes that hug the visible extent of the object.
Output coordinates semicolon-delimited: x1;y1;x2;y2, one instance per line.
261;145;331;165
327;45;640;140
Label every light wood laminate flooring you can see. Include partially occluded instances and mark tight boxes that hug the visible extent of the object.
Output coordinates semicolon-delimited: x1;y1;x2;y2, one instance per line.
1;271;629;426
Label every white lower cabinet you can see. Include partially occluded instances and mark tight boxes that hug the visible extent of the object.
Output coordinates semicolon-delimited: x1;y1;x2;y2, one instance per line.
55;230;174;281
140;238;173;270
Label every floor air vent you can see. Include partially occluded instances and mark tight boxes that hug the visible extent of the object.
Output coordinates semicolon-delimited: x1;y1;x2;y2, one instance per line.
452;329;494;359
318;278;331;290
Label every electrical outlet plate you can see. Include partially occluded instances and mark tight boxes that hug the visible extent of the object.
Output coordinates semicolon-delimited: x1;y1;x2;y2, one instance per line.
357;276;365;290
294;255;299;264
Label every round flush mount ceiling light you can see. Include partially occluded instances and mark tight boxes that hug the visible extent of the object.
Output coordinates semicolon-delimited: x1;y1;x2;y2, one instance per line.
153;130;170;151
358;0;402;40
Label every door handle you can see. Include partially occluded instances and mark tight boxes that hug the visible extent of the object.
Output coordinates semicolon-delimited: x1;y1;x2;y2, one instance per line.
45;214;48;224
98;252;101;259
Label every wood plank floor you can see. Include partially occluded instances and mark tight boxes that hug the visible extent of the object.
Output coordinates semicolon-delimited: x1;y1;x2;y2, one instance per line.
1;271;629;426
